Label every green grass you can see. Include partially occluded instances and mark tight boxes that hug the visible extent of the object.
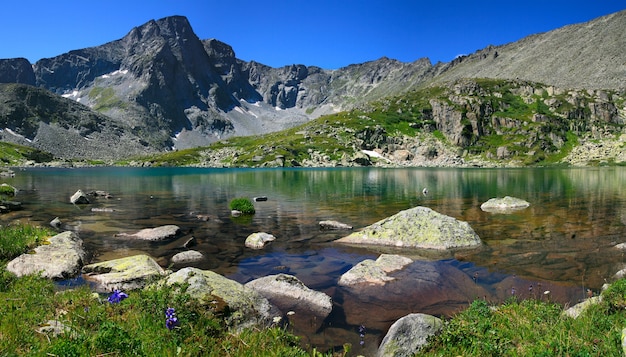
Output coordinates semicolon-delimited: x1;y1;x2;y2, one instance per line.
421;291;626;356
0;142;54;165
0;223;54;262
229;197;256;214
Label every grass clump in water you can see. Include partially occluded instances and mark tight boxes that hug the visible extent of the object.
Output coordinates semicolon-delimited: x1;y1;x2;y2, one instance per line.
229;197;256;214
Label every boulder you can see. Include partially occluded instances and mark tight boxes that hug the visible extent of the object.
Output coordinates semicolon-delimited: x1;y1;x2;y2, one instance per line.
50;217;62;229
335;206;482;250
115;225;181;241
338;254;413;286
377;313;443;357
70;189;90;204
319;220;353;230
157;267;276;330
171;250;204;264
7;231;87;280
245;273;332;324
480;196;530;213
245;232;276;249
562;296;602;318
82;254;166;292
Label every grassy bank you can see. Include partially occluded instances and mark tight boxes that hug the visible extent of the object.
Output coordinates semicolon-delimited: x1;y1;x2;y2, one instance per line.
1;223;625;356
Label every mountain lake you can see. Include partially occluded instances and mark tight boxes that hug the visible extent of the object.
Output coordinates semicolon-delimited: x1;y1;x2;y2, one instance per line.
2;166;626;355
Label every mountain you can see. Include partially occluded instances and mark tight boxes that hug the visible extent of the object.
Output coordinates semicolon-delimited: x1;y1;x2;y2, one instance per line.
0;11;624;161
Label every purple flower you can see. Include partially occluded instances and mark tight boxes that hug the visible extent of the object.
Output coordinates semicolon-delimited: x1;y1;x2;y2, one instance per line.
358;324;366;346
107;289;129;304
165;307;179;330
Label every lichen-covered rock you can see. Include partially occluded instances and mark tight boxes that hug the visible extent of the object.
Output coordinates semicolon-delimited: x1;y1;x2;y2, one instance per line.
6;231;87;280
335;206;481;250
338;254;413;286
158;267;275;330
245;232;276;249
377;313;443;357
480;196;530;212
82;254;166;291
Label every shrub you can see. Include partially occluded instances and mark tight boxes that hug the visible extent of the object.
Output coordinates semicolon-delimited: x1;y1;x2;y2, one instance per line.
229;197;255;214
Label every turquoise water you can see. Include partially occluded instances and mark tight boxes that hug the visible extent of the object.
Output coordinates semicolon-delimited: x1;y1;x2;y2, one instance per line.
4;166;626;353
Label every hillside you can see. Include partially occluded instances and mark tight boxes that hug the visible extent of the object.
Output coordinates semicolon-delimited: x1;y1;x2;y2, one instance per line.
0;10;624;162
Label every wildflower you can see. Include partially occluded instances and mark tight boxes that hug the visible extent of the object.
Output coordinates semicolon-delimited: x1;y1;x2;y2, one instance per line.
107;289;128;304
511;287;516;295
165;307;179;331
358;324;366;346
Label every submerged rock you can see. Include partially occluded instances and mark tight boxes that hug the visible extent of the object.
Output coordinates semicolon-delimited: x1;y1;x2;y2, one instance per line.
82;254;166;292
7;231;87;280
480;196;530;213
377;313;443;357
157;267;276;330
335;206;482;250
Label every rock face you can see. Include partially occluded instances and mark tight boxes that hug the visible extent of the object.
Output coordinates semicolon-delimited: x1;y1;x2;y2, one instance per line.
245;232;276;249
82;254;166;291
338;254;413;286
0;58;35;85
7;231;87;280
480;196;530;213
335;206;482;250
377;313;443;357
115;225;181;241
159;267;276;330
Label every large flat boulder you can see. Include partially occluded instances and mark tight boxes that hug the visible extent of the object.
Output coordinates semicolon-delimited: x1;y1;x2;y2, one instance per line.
245;274;332;333
7;231;87;280
335;206;482;250
115;225;181;241
82;254;166;291
158;267;276;330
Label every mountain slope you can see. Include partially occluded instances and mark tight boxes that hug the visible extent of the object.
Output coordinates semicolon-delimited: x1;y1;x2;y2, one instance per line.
0;10;624;161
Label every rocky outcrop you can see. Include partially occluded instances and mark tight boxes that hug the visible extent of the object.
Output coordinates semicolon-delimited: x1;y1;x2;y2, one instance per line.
82;254;166;291
480;196;530;213
7;231;87;280
335;206;482;250
338;254;413;286
158;267;276;330
0;58;35;85
115;225;181;241
245;232;276;249
377;313;443;357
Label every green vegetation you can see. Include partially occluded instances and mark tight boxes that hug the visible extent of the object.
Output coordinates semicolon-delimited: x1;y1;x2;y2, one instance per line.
0;223;54;263
0;142;54;165
229;197;256;214
421;291;626;356
89;87;125;112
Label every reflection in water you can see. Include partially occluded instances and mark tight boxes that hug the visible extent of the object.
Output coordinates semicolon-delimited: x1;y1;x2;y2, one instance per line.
3;166;626;354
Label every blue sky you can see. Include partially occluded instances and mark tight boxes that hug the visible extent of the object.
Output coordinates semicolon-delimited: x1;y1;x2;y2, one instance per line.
2;1;624;69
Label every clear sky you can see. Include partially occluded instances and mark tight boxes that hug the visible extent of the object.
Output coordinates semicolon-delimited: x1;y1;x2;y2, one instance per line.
2;1;624;69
